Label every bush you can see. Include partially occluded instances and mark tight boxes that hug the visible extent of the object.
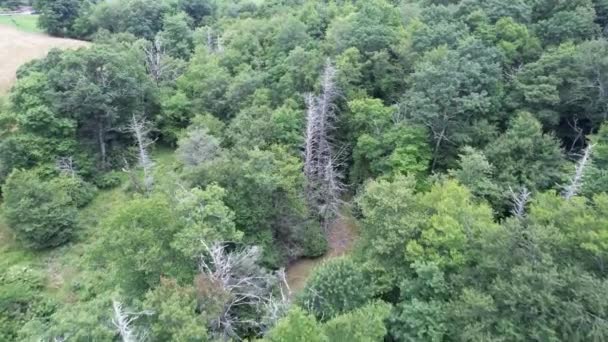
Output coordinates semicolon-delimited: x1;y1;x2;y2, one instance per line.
51;176;97;208
0;266;55;341
301;223;328;258
3;170;78;249
299;258;373;320
92;171;123;189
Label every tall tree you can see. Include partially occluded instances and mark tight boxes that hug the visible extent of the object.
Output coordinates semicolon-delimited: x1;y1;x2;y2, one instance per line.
304;60;343;227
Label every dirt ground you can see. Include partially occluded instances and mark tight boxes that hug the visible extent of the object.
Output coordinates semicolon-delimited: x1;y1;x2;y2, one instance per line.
286;214;358;294
0;25;88;94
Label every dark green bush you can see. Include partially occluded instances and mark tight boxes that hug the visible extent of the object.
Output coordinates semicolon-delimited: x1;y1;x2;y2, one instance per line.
3;170;78;249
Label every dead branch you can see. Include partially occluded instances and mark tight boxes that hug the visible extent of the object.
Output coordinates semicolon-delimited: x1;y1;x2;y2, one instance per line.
127;114;155;193
509;186;531;219
304;59;344;227
564;144;594;200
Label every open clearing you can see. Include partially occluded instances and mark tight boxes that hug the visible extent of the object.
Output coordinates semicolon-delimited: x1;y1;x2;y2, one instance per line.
0;25;88;94
0;14;41;33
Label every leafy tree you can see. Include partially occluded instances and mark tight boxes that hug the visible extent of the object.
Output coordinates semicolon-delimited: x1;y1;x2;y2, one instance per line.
143;278;209;341
264;307;326;342
513;39;608;142
402;38;503;169
179;0;215;26
34;0;84;37
493;17;542;65
325;0;408;99
348;97;430;183
87;0;170;39
533;2;599;46
322;301;391;342
185;147;325;266
299;258;373;320
171;184;243;260
176;50;232;119
3;169;78;249
158;12;195;60
93;194;188;295
484;112;568;205
449;146;501;204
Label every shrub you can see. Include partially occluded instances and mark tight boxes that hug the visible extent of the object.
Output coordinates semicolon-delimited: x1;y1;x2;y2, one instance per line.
3;170;78;249
299;258;373;320
92;171;123;189
51;176;98;208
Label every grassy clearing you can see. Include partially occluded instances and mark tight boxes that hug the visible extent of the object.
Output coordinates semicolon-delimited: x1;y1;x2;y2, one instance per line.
0;148;178;304
0;14;40;33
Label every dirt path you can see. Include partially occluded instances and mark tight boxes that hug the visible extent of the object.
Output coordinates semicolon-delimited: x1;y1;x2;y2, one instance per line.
286;213;358;293
0;25;88;93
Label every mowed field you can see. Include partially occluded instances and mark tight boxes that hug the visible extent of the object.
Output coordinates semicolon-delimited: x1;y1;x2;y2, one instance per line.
0;24;88;93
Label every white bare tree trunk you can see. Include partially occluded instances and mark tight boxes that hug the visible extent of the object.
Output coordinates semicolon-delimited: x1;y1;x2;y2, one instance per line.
198;242;289;340
128;114;155;193
509;186;531;219
304;60;343;228
112;300;138;342
564;144;594;200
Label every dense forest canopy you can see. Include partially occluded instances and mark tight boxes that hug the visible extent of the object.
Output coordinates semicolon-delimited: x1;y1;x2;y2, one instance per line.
2;0;608;340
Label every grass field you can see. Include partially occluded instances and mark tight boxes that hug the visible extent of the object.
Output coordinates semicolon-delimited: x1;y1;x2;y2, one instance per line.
0;14;41;33
0;24;88;94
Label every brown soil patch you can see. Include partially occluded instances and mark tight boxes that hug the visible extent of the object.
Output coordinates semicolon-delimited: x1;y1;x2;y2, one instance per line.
0;25;88;94
286;214;358;294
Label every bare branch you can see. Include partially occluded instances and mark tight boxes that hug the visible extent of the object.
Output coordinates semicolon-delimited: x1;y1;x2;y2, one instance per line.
112;300;138;342
127;114;155;193
56;156;76;178
509;186;531;219
304;59;344;228
198;242;286;340
564;144;595;200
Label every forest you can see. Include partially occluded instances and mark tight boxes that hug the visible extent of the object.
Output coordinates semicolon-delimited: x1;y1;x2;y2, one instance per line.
1;0;608;340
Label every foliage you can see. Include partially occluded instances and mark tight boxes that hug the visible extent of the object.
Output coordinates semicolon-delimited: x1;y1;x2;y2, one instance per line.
5;0;608;340
34;0;85;37
143;278;209;341
93;194;188;295
3;169;78;249
299;258;373;320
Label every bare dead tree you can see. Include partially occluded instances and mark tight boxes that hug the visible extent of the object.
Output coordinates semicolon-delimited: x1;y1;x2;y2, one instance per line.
198;241;284;340
509;186;531;219
564;144;594;200
304;60;344;228
56;156;76;178
142;36;185;85
127;114;155;193
112;300;140;342
143;36;165;84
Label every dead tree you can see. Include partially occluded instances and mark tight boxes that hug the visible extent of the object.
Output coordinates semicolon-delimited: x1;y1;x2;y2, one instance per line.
111;300;139;342
509;186;531;219
127;114;155;193
198;242;287;340
142;36;185;85
56;156;76;178
304;60;344;228
143;36;165;84
563;144;594;200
